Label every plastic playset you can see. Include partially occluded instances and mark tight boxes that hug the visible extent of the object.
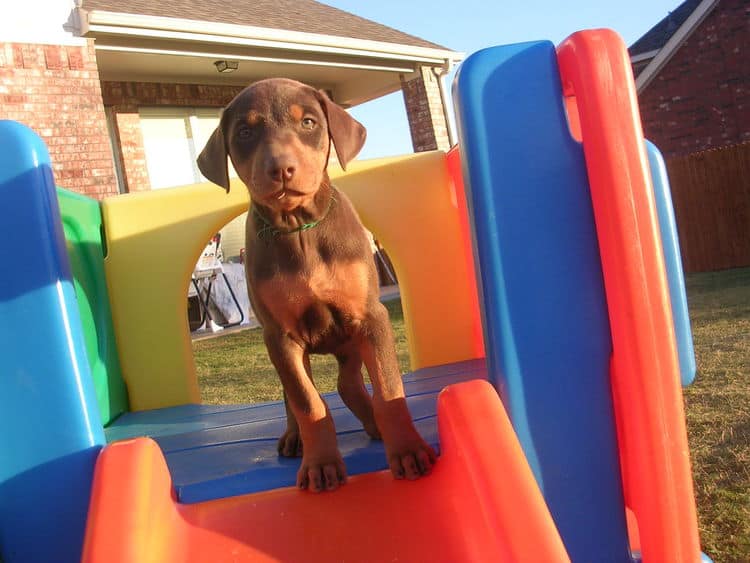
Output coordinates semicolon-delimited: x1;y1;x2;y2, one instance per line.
0;30;710;562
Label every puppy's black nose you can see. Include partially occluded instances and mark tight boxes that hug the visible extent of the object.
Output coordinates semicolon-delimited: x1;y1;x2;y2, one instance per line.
267;161;296;182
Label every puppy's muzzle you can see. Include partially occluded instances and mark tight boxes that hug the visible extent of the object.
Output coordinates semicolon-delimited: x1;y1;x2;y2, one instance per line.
266;156;297;184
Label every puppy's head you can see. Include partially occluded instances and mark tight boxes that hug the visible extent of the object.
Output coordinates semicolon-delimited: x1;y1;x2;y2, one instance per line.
197;78;366;211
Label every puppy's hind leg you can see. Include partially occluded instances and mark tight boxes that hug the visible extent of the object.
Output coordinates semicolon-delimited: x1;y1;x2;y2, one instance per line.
335;349;381;440
278;390;303;457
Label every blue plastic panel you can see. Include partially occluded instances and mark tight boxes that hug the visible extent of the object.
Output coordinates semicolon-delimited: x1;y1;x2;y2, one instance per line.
646;141;697;386
0;121;104;563
453;43;631;561
633;548;713;563
107;359;485;503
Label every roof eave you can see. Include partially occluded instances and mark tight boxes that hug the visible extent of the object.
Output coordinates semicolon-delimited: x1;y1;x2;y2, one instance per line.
630;49;659;63
634;0;719;94
80;9;464;67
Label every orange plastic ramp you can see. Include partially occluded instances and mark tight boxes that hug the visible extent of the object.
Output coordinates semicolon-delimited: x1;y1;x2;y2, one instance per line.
83;380;568;563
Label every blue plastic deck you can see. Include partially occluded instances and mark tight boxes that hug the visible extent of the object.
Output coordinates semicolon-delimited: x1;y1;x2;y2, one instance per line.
107;359;486;503
0;121;105;563
453;43;631;561
647;141;697;386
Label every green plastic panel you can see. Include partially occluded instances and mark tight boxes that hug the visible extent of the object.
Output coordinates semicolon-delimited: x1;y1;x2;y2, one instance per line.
57;187;128;425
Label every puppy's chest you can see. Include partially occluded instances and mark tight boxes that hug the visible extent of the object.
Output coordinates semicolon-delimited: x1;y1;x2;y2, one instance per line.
255;260;370;342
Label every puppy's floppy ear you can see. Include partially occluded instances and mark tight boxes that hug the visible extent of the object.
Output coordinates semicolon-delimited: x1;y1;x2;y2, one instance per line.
197;115;230;191
316;90;366;170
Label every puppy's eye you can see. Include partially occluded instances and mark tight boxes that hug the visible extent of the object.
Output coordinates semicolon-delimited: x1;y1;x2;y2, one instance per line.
301;117;317;130
237;126;253;140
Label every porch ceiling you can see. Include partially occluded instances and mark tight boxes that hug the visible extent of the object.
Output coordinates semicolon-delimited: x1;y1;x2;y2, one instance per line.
94;45;417;106
82;11;463;107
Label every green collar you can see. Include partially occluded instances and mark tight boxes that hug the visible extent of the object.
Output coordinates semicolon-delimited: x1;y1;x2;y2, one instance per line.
253;190;336;241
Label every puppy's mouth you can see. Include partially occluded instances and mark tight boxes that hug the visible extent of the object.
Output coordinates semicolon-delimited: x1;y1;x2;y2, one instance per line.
257;185;316;209
272;188;306;200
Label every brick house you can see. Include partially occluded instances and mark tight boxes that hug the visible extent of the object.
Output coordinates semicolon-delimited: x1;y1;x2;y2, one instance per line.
629;0;749;272
629;0;749;158
1;0;462;200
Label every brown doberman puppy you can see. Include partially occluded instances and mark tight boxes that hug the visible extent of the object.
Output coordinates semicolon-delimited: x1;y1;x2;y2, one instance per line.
197;78;436;493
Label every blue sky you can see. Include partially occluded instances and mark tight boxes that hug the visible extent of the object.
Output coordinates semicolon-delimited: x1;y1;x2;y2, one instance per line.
322;0;682;158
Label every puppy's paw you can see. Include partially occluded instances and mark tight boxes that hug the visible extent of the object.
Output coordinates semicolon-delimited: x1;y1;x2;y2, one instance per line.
277;429;303;457
297;454;347;493
385;434;436;481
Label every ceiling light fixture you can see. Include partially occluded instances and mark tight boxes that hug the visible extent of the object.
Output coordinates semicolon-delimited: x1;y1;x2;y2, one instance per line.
214;60;239;73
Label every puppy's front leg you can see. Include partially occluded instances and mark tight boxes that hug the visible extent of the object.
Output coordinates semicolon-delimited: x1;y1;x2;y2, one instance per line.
264;330;346;492
359;304;436;480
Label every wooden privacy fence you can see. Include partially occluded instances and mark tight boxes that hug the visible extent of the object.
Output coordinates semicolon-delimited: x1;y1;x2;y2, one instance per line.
666;141;750;273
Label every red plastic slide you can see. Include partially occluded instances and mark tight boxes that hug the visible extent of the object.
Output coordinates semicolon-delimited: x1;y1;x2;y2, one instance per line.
82;380;569;563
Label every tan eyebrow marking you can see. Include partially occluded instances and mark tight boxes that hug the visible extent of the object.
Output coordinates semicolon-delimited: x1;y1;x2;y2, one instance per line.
246;110;262;126
289;104;305;121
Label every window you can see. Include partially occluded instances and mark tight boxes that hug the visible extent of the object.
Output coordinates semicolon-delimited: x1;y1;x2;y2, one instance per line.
139;107;238;189
139;107;245;259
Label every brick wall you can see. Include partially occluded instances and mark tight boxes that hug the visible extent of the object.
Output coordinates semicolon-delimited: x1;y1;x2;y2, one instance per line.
101;81;244;192
101;82;244;108
401;66;451;152
0;41;118;198
637;0;749;157
110;110;150;193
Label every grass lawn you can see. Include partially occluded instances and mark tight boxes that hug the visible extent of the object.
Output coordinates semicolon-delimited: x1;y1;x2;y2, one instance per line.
682;267;749;562
194;299;410;404
194;268;750;562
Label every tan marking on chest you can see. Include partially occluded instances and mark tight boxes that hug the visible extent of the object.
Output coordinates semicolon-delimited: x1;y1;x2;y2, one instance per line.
256;261;370;334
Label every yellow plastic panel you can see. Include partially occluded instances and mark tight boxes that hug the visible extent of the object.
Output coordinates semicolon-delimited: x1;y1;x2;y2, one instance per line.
102;182;248;410
103;152;482;411
331;151;484;370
